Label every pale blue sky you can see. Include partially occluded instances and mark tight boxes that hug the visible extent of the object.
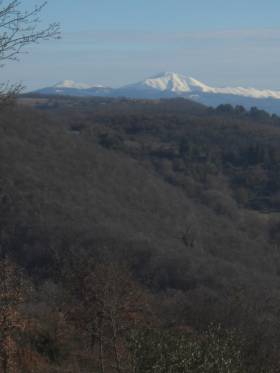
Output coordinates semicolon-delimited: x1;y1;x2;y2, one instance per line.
4;0;280;90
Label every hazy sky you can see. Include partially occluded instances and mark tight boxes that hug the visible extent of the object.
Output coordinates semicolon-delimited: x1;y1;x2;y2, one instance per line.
3;0;280;90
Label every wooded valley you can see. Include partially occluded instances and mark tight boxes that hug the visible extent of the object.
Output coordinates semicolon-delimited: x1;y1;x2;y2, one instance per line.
1;97;280;371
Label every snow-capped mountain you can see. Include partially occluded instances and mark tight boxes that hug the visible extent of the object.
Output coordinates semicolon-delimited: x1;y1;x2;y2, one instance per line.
54;80;104;90
120;72;214;94
33;73;280;114
36;80;113;96
119;72;280;99
114;73;280;113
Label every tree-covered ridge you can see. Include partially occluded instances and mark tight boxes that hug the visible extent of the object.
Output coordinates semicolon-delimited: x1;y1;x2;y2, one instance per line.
1;99;280;371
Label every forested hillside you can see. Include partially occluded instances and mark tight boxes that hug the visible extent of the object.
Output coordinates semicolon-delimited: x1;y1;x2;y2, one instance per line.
2;97;280;371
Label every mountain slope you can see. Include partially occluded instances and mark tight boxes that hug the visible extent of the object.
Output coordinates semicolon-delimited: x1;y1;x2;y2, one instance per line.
3;101;280;370
118;72;217;95
36;80;113;97
33;73;280;113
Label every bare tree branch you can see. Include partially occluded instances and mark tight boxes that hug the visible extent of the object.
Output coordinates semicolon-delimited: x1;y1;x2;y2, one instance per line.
0;1;60;104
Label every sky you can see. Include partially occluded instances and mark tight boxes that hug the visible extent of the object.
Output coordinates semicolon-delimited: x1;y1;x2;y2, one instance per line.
3;0;280;90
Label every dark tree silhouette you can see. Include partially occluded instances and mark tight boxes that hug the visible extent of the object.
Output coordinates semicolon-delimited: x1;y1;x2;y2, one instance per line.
0;1;60;102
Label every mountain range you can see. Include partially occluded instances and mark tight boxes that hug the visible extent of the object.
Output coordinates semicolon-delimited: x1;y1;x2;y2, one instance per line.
34;72;280;114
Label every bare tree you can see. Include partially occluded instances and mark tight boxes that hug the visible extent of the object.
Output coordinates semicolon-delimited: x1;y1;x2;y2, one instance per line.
0;0;60;102
68;263;153;373
0;258;29;373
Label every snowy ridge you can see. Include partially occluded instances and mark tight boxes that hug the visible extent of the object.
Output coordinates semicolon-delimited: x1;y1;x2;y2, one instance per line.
40;73;280;99
211;86;280;99
128;72;213;93
34;73;280;115
54;80;104;90
128;72;280;99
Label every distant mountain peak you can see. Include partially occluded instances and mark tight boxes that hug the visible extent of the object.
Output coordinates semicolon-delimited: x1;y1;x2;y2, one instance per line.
33;73;280;114
125;72;213;94
125;72;280;99
54;80;104;90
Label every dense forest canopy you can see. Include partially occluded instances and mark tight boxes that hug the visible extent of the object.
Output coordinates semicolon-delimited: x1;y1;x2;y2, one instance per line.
2;96;280;371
